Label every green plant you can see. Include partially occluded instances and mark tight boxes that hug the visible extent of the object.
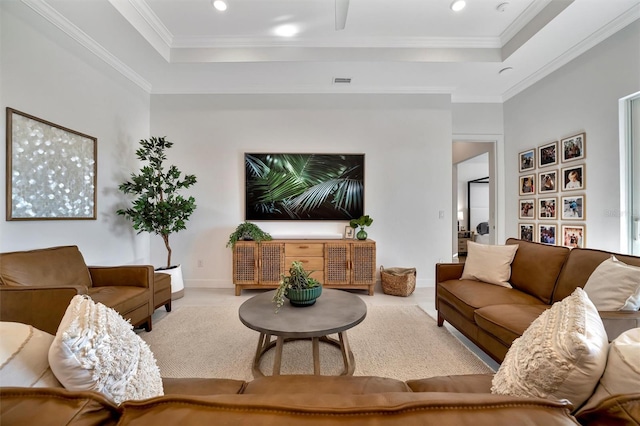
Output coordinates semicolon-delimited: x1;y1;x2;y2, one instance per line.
272;261;320;312
226;221;273;249
117;136;197;268
349;214;373;231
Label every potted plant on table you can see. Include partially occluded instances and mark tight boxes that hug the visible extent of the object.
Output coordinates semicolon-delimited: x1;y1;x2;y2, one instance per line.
226;221;273;249
273;261;322;313
349;214;373;240
117;136;197;299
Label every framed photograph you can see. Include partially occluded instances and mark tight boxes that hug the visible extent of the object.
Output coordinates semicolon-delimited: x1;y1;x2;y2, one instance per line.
561;133;586;162
538;223;557;246
519;223;535;242
562;224;585;249
561;195;585;220
519;199;535;219
6;108;97;220
538;169;558;193
519;174;536;196
344;226;354;239
561;164;585;191
538;141;558;168
518;149;535;172
538;197;557;220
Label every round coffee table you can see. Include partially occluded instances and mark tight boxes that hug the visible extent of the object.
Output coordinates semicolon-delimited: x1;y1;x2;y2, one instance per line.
238;288;367;377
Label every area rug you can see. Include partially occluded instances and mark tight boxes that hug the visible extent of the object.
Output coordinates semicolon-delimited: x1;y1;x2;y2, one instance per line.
140;305;493;381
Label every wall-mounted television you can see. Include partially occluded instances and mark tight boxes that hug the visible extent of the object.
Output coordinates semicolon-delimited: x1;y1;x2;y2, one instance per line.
245;153;364;221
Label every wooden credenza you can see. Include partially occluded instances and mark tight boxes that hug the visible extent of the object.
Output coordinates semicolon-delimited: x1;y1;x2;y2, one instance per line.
233;239;376;296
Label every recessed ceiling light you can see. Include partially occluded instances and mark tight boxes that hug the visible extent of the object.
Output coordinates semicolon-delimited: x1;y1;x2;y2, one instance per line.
212;0;227;11
450;0;466;12
274;24;299;37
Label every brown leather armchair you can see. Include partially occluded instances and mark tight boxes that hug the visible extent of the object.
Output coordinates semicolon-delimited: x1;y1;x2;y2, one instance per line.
0;245;154;334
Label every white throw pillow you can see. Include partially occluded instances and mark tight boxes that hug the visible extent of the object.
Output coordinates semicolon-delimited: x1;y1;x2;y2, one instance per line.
460;241;518;288
48;295;163;404
583;256;640;311
0;322;62;388
491;288;609;410
578;327;640;413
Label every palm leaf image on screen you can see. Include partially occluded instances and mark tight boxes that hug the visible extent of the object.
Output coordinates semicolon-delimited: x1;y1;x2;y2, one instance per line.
245;153;364;220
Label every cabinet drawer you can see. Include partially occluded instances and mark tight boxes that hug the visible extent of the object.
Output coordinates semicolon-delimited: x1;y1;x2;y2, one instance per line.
285;243;324;257
285;256;324;271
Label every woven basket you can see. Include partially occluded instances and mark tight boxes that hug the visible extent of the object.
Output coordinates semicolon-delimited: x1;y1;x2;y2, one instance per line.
380;266;416;297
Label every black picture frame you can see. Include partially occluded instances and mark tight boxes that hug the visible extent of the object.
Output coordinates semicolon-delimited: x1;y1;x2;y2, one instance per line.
245;153;364;221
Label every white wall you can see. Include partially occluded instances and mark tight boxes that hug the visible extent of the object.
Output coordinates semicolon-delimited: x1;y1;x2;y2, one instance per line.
504;21;640;252
150;94;453;288
0;2;151;264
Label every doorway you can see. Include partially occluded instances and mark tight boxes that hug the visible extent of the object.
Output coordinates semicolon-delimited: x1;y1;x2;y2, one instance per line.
620;92;640;255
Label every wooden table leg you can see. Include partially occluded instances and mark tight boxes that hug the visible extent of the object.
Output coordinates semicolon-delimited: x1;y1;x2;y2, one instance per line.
312;337;320;375
338;331;355;375
273;336;284;375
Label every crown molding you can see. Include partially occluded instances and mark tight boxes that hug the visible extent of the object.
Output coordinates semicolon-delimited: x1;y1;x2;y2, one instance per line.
149;85;457;96
21;0;152;92
500;0;553;46
502;4;640;102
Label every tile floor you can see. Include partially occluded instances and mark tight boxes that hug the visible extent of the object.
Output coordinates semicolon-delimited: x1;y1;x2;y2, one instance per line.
153;286;500;371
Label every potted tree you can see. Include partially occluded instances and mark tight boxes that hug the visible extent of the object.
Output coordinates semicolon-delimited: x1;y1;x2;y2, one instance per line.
117;136;197;299
349;214;373;240
226;222;273;249
272;261;322;312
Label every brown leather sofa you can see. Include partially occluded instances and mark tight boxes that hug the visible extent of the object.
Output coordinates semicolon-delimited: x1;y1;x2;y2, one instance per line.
6;374;635;425
436;238;640;363
0;245;155;333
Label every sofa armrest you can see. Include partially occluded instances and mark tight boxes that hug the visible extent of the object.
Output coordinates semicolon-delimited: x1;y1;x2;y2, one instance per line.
0;285;87;334
436;263;465;283
88;265;154;289
599;310;640;341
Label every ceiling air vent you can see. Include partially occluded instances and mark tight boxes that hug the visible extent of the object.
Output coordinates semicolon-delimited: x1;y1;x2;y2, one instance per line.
333;77;352;84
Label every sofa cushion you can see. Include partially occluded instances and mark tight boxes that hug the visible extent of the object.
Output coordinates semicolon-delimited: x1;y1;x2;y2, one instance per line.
553;247;640;303
162;377;247;395
491;288;608;410
474;304;549;347
582;256;640;311
578;327;640;413
506;238;570;304
48;295;163;404
0;322;62;388
438;279;544;322
576;393;640;426
407;374;493;393
0;387;120;426
460;242;518;288
243;375;411;394
88;286;150;316
0;245;92;288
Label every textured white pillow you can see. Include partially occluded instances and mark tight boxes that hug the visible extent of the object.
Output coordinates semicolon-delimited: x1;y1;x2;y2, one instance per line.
0;322;62;388
48;295;163;404
460;241;518;288
491;288;608;410
578;327;640;413
583;256;640;311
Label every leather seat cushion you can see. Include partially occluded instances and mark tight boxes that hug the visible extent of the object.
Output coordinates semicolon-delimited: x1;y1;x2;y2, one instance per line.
438;279;544;322
474;304;549;347
163;377;247;395
243;375;411;394
407;374;494;393
88;286;150;315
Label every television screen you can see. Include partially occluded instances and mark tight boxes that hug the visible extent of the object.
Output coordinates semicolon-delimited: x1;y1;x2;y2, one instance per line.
245;153;364;220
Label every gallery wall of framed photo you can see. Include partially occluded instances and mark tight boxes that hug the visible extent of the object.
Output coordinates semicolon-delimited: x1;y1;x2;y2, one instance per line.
518;132;586;248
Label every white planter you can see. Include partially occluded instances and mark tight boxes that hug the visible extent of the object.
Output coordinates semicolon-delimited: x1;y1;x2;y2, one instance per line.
157;264;184;300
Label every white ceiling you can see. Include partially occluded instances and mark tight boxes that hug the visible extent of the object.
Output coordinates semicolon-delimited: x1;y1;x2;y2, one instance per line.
22;0;640;102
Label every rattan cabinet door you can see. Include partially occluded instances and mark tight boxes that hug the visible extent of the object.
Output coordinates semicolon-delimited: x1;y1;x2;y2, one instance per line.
324;242;351;285
258;241;285;285
233;242;258;284
351;242;376;284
